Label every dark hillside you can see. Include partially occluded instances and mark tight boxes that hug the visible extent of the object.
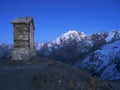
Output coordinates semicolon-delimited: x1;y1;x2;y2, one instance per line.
0;58;113;90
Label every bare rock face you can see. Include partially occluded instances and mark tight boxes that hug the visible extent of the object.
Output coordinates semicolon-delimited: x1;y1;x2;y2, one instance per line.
11;17;35;61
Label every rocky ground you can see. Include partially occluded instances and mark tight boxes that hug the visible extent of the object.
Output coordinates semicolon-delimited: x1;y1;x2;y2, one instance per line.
0;58;119;90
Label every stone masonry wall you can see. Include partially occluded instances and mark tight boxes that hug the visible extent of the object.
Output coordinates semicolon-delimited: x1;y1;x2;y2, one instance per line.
11;17;35;61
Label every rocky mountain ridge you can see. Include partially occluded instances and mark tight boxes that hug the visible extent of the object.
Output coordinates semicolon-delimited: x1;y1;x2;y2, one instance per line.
0;30;120;80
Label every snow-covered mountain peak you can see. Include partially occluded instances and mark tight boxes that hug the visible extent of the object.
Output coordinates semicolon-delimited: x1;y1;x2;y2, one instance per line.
105;30;120;42
105;30;117;42
63;30;78;35
51;30;87;45
58;30;87;41
61;30;86;39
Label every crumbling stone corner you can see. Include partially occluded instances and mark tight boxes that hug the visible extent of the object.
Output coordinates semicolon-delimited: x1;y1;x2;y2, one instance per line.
11;17;35;60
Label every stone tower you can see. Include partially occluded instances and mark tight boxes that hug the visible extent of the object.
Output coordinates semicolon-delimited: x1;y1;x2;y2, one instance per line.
11;17;35;60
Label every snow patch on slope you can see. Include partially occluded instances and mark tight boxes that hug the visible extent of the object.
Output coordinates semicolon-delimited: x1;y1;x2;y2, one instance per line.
105;30;120;42
79;40;120;80
100;64;120;80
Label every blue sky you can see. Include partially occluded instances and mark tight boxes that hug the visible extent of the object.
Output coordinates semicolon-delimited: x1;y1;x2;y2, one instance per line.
0;0;120;44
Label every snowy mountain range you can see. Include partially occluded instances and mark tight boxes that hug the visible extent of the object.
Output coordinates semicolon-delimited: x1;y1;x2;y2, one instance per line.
0;30;120;80
0;44;12;59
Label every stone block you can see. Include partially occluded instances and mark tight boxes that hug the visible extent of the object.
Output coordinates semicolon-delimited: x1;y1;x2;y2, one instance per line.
12;48;34;60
